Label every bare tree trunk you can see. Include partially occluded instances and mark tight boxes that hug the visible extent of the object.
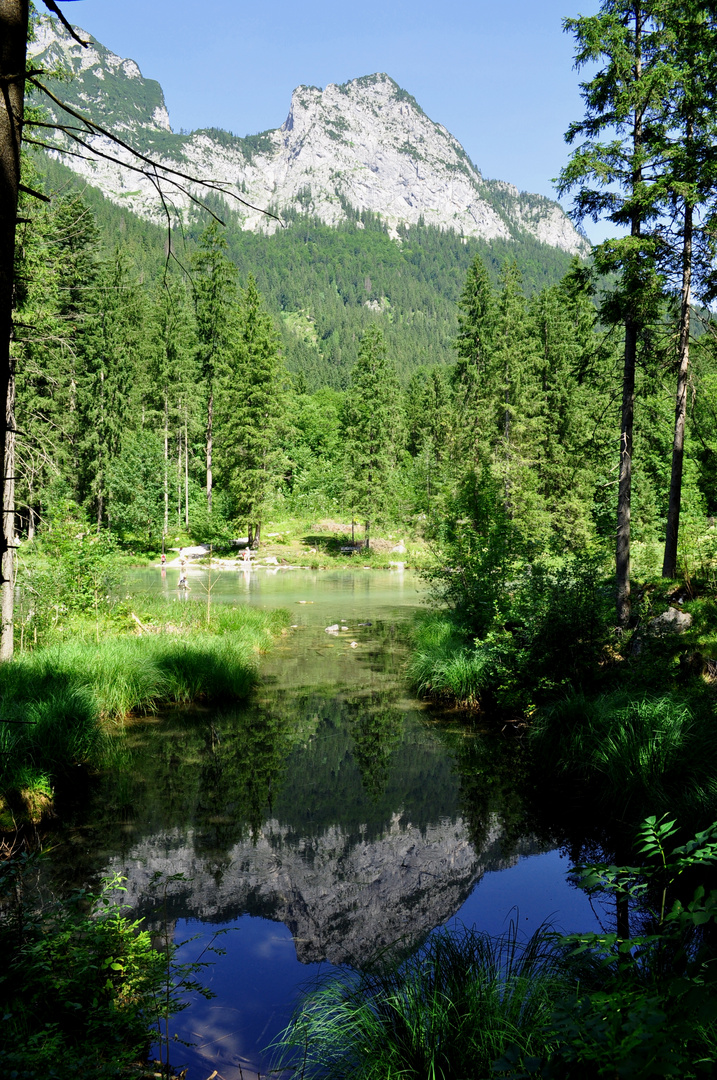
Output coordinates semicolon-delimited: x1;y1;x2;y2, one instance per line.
184;407;189;528
663;200;693;580
616;2;643;628
206;389;213;514
0;0;28;661
163;393;169;538
177;427;181;527
0;366;15;660
254;521;261;548
617;320;636;626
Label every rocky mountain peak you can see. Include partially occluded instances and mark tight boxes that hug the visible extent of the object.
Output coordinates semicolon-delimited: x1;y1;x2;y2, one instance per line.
28;16;588;255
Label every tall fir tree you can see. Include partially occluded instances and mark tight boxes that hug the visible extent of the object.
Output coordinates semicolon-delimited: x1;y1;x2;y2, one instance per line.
652;2;717;577
192;222;238;516
220;275;283;547
559;0;669;623
341;325;402;547
77;249;147;530
148;279;197;539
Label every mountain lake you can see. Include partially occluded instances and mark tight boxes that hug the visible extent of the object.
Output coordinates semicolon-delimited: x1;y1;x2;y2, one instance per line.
42;566;608;1079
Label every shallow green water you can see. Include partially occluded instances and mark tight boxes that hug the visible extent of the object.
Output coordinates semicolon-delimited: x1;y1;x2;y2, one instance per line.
48;567;600;1079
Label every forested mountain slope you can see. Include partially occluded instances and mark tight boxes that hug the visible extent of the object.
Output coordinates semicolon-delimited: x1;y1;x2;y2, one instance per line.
40;156;577;389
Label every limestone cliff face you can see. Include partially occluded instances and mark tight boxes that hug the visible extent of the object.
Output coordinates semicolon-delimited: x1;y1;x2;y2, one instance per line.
105;814;541;965
29;19;587;255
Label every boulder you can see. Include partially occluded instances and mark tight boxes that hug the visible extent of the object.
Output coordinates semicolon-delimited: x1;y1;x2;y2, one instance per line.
647;607;693;636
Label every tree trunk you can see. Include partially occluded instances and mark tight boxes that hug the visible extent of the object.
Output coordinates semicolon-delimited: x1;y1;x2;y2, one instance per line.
163;393;169;538
247;524;254;548
617;319;636;626
184;407;189;528
206;388;213;514
0;364;15;660
177;427;181;527
254;521;261;548
616;1;643;628
0;0;28;661
663;200;693;579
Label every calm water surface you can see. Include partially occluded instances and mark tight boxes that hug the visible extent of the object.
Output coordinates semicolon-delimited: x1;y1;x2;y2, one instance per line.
53;566;603;1079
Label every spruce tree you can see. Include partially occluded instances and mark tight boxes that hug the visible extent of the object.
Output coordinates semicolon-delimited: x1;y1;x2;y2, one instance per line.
341;326;402;547
77;249;147;530
148;279;197;538
220;275;283;547
453;254;497;459
192;222;238;516
653;2;717;577
559;0;669;623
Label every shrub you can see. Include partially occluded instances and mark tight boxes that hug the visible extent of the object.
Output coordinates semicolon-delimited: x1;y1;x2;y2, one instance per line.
0;862;167;1079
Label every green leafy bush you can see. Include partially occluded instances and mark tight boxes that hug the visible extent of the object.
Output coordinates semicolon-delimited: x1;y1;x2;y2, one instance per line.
0;862;167;1079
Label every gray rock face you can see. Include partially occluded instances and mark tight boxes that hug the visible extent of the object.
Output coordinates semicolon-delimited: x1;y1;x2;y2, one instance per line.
29;17;588;255
106;814;539;965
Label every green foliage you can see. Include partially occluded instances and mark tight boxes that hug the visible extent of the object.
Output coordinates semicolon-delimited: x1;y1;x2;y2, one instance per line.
220;274;284;536
0;857;222;1080
341;326;403;539
274;923;570;1079
498;817;717;1079
411;549;612;712
18;501;121;645
0;865;168;1079
530;688;717;826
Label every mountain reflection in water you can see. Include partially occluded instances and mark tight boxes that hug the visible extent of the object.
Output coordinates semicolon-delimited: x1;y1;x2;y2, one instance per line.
46;569;597;1078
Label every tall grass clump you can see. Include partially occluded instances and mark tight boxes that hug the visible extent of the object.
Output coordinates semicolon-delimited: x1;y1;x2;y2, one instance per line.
273;923;570;1079
530;691;717;823
408;613;492;706
0;599;288;824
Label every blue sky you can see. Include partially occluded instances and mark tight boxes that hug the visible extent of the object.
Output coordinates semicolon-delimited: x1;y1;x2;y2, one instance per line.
59;0;608;240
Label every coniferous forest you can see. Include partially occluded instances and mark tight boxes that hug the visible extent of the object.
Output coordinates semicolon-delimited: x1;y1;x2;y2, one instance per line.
6;2;717;1079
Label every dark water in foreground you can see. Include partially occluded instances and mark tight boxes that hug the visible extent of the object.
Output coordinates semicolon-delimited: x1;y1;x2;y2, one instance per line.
50;567;604;1079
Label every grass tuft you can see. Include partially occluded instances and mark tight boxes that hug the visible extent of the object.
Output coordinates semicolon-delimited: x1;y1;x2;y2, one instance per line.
530;690;717;822
273;922;569;1079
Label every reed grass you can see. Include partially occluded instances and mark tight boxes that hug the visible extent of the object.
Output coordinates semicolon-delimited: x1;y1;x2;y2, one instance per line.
273;923;570;1079
0;599;288;822
530;691;717;822
407;614;491;707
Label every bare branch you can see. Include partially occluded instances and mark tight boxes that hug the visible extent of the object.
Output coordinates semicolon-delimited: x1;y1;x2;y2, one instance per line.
18;184;50;203
28;77;284;225
39;2;89;47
